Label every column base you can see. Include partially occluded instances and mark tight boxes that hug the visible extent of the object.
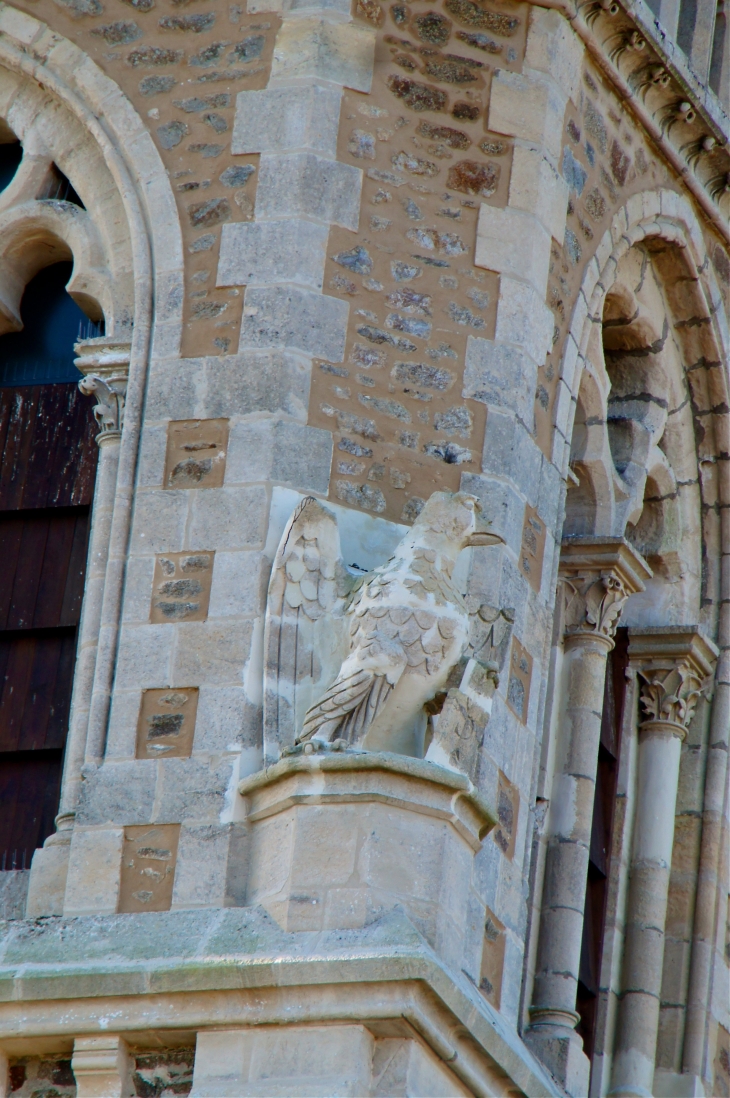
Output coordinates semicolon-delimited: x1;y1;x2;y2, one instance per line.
653;1070;706;1097
25;821;74;917
524;1022;590;1098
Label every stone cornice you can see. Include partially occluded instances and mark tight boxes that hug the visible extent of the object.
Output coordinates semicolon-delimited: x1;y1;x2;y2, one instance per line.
0;909;561;1098
535;0;730;246
629;625;719;736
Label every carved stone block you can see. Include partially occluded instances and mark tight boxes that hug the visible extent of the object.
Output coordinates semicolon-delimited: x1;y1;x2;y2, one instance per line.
135;687;199;759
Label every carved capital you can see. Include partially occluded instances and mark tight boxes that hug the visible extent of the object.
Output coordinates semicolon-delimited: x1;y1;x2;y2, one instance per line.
75;338;131;444
629;626;719;739
559;537;652;643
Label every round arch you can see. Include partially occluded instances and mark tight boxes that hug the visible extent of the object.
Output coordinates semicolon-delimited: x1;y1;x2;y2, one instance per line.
555;189;730;629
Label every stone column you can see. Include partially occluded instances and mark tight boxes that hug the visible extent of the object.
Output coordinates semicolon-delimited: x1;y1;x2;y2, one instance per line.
25;341;129;918
609;628;717;1098
526;537;651;1097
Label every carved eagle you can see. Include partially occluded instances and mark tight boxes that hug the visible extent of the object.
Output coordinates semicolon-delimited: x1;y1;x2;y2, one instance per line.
263;490;503;762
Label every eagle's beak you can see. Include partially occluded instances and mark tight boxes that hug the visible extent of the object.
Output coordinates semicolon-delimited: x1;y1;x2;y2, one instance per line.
467;530;505;546
466;513;505;547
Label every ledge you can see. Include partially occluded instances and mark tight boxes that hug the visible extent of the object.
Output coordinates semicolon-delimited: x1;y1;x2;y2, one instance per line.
0;908;562;1098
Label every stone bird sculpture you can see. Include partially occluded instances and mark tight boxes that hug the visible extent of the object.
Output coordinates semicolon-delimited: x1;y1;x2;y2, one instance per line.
263;491;503;763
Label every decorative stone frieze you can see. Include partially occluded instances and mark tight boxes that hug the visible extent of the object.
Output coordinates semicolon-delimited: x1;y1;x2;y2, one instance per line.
75;338;131;444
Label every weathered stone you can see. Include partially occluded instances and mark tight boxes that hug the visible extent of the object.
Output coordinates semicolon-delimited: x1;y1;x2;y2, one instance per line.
217;219;329;290
238;285;349;361
232;85;342;157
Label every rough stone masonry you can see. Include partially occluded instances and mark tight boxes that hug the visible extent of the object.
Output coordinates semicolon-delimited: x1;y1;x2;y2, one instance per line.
0;0;728;1091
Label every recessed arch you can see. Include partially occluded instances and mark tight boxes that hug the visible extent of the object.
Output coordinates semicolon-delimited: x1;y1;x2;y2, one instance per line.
555;189;730;629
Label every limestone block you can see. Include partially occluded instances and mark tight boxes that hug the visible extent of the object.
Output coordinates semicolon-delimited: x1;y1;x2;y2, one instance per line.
652;1069;707;1096
239;285;349;361
239;753;495;968
208;551;266;617
192;1025;373;1097
0;5;41;45
194;686;259;755
217;219;329;291
524;1027;589;1098
496;277;554;366
460;472;526;556
72;1036;132;1098
271;18;376;93
136;423;167;488
462;335;538;430
371;1038;471;1097
154;756;237;822
120;556;156;625
524;6;584;106
479;412;542;508
0;869;29;919
129;490;188;557
188;485;269;551
172;619;254;686
509;144;568;244
232;85;342;157
488;68;566;162
256;152;362;231
248;0;351;15
226;418;333;492
25;843;69;917
64;828;124;916
205;352;311;422
171;823;247;909
75;760;157;827
475;204;551;297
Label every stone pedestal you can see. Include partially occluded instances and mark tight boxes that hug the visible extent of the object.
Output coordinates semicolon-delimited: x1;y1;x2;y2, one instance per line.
238;751;495;970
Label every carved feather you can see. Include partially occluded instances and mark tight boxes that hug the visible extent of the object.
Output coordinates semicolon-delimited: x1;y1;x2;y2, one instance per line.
263;497;352;763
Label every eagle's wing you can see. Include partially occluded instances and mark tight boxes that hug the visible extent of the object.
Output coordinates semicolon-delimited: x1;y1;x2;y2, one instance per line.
298;603;407;746
299;600;453;746
263;497;352;763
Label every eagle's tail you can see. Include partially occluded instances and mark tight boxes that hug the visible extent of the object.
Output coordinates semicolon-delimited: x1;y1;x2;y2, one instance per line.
298;669;393;745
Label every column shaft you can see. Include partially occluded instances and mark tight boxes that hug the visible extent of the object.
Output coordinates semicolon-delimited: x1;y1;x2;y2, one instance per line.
526;537;650;1097
610;724;683;1097
609;626;717;1098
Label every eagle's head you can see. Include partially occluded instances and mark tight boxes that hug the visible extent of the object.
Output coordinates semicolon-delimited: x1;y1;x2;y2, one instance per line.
413;491;504;554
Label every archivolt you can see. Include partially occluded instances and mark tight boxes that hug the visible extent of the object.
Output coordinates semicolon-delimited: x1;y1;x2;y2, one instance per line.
555;189;730;630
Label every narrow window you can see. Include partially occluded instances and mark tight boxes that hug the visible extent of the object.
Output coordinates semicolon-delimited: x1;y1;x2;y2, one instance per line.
0;261;97;870
710;0;727;95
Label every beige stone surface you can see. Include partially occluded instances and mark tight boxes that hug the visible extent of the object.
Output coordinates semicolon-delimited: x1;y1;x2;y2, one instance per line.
64;829;124;917
271;18;376;92
72;1036;131;1098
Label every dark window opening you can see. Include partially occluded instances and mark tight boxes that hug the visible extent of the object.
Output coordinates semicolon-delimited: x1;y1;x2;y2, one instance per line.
677;0;698;56
40;164;85;209
0;141;22;194
0;262;91;388
0;273;97;871
576;628;629;1068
